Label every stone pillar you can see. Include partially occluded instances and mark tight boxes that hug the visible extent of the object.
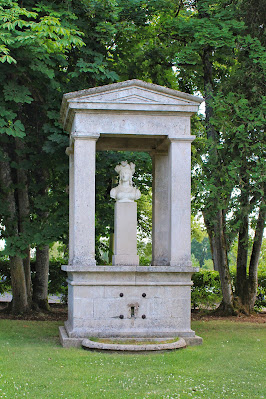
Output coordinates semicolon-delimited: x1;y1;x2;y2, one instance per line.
112;202;139;266
151;152;170;265
67;144;74;264
71;135;99;266
168;137;195;266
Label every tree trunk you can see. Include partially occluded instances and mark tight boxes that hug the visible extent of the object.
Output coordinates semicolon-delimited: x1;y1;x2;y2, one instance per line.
210;210;235;314
15;138;32;306
248;199;265;310
203;213;218;271
31;168;50;310
0;149;29;313
201;43;234;314
33;245;50;311
10;255;29;314
235;184;250;311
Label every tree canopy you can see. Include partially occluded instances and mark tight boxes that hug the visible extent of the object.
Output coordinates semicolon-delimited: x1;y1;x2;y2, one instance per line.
0;0;265;314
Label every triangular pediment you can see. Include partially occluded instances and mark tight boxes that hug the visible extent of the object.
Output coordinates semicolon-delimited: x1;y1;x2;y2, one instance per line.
63;80;203;106
68;86;197;106
60;80;203;131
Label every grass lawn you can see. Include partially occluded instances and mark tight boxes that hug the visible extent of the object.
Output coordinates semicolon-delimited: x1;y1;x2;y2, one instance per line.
0;319;265;399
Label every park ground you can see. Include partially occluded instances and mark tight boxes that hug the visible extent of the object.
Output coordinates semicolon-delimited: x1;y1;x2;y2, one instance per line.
0;304;265;399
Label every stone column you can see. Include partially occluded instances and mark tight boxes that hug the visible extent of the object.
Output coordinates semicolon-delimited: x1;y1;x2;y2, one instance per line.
71;135;99;267
151;152;170;265
168;137;195;266
66;143;74;264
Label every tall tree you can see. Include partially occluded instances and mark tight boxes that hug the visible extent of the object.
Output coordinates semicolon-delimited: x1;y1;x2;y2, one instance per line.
210;0;266;312
0;0;145;313
0;0;84;313
113;0;265;313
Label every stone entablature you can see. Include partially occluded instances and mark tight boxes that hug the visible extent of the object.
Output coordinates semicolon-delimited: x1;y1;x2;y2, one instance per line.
60;79;202;134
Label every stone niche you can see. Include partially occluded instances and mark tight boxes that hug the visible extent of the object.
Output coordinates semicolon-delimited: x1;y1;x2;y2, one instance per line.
59;79;204;347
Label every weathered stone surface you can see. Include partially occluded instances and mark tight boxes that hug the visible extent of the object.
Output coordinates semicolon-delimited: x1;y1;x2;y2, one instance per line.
112;202;139;266
61;266;197;340
81;337;187;352
183;336;203;346
60;79;203;133
59;326;83;348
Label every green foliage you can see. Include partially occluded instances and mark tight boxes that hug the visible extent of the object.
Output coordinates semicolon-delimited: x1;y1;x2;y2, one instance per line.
95;151;152;264
0;259;11;294
202;258;214;270
0;0;264;311
191;270;222;310
192;266;266;310
191;253;200;268
138;241;152;266
256;264;266;310
46;258;67;300
0;257;67;296
0;0;84;64
0;107;25;137
191;236;212;267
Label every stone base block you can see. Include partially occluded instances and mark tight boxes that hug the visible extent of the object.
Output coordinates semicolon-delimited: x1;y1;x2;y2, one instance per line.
59;264;202;347
59;325;201;349
182;335;203;346
112;254;139;266
59;326;82;348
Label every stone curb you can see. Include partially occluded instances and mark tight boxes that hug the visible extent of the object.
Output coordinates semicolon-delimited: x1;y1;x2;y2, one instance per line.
82;338;187;352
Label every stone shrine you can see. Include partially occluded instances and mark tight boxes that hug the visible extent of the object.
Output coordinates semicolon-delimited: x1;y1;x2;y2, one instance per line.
59;80;203;347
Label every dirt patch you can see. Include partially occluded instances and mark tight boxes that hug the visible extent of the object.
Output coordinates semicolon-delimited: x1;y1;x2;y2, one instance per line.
192;309;266;324
0;302;67;321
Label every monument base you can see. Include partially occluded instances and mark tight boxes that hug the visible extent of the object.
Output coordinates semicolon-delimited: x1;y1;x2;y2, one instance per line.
60;265;202;348
59;325;202;348
112;254;139;266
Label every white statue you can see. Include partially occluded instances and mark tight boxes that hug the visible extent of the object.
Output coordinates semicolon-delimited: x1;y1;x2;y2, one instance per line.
110;161;141;202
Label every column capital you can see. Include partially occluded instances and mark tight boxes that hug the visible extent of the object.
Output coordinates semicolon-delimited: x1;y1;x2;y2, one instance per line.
149;149;168;157
71;132;100;141
168;135;196;143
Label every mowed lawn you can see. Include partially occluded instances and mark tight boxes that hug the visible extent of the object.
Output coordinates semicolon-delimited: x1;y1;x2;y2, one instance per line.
0;319;265;399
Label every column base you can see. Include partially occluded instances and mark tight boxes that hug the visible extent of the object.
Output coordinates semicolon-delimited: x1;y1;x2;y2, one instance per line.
112;254;139;266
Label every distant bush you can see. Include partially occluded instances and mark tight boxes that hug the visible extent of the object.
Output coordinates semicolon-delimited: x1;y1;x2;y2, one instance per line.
192;267;266;310
0;259;11;294
191;270;222;310
0;258;67;299
47;258;68;301
256;264;266;310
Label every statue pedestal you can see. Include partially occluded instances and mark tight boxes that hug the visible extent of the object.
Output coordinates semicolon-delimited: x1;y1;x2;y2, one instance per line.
59;265;202;348
112;202;139;266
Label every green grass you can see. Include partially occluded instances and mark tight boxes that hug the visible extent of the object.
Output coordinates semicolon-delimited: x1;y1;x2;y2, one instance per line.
0;320;265;399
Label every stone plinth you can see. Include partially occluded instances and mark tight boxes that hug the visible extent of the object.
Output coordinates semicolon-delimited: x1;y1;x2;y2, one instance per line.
60;265;202;347
112;202;139;266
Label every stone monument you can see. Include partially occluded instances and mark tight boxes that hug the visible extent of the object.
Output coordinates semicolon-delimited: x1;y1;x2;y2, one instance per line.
59;79;203;347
